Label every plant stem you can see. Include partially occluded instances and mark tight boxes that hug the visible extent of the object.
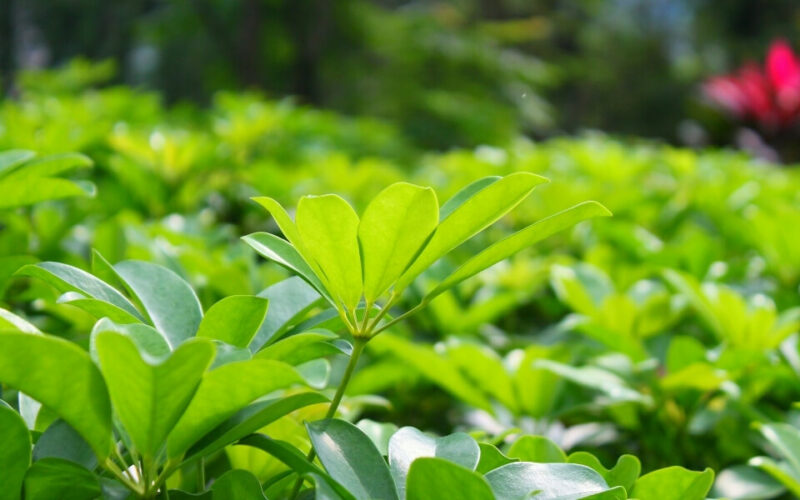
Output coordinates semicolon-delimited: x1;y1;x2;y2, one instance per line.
197;457;206;492
288;337;367;499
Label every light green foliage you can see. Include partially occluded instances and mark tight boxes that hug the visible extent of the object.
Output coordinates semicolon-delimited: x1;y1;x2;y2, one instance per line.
0;151;94;209
0;402;31;500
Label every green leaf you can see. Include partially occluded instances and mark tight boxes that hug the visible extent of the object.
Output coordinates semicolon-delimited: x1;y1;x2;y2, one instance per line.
243;233;333;305
0;153;94;208
631;466;714;500
445;342;517;412
438;177;500;221
168;359;303;458
507;435;567;463
0;402;30;500
485;462;610;500
23;458;101;500
0;333;112;459
95;332;214;460
17;262;142;321
255;330;343;365
237;434;355;500
358;182;438;301
757;423;800;475
0;149;36;177
307;418;399;500
476;443;518;474
90;318;171;361
388;427;480;498
428;201;610;300
211;469;267;499
33;420;97;471
115;260;204;348
406;457;494;500
184;392;328;464
749;456;800;497
0;308;41;334
251;196;327;279
296;194;362;311
713;465;784;499
395;172;548;292
196;295;269;348
253;276;323;350
56;292;143;324
567;452;641;492
357;420;399;456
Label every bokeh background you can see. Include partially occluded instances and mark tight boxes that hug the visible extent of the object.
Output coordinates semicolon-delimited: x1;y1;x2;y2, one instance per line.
3;0;799;153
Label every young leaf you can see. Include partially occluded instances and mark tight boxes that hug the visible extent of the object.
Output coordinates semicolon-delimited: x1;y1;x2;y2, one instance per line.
242;233;333;305
358;182;438;301
95;332;215;460
296;194;363;311
0;149;36;177
90;318;171;361
251;196;326;280
388;427;480;498
507;435;567;463
438;177;500;221
115;260;204;348
0;333;112;459
485;462;610;500
631;466;714;500
196;295;269;348
427;201;611;300
395;172;548;292
167;359;303;458
0;402;31;500
307;418;399;500
406;458;494;500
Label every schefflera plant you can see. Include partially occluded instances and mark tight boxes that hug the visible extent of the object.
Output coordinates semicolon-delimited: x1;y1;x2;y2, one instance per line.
244;173;610;420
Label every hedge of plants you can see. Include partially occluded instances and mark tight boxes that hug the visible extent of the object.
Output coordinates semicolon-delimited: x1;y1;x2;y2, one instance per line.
2;66;800;499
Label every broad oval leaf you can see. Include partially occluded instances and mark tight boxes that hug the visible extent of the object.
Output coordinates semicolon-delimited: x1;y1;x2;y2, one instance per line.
568;452;641;492
388;426;480;498
95;332;215;460
0;333;112;459
307;418;399;500
358;182;438;301
476;443;518;474
211;469;267;499
196;295;269;348
630;466;714;500
115;260;204;348
0;402;31;500
485;462;610;500
395;172;548;292
296;194;362;311
406;457;494;500
22;458;101;500
168;359;303;458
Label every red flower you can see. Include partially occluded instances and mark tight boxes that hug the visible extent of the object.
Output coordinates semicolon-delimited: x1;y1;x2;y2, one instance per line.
703;39;800;129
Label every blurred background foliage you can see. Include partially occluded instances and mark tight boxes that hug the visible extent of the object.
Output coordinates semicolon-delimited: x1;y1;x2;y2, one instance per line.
2;0;799;150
